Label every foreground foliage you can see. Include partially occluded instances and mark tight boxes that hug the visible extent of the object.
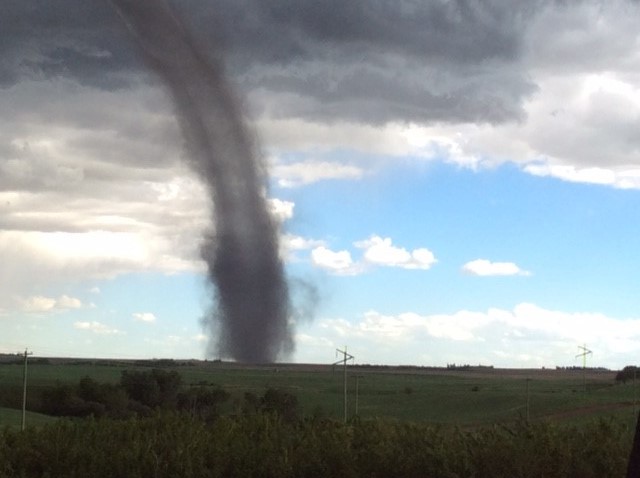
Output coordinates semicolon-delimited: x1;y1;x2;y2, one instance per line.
0;413;630;477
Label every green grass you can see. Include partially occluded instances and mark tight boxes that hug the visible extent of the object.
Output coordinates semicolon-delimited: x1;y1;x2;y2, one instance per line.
0;406;58;429
0;363;124;387
1;361;638;427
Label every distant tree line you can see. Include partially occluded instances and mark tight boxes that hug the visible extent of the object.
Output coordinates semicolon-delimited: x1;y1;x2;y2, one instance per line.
555;366;610;371
446;363;494;370
6;368;299;423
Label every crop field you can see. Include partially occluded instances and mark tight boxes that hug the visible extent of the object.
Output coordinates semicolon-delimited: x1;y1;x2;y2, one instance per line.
1;359;638;428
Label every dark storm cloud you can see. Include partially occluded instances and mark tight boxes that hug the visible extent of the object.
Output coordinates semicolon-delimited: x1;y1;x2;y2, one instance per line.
6;0;541;125
183;0;526;65
0;0;135;89
184;0;539;124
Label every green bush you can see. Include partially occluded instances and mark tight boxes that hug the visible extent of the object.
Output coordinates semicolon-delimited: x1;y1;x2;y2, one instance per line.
32;369;203;419
616;366;639;384
120;369;182;409
177;386;229;422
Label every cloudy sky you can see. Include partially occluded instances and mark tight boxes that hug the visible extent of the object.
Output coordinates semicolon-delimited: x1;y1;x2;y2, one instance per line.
2;0;640;368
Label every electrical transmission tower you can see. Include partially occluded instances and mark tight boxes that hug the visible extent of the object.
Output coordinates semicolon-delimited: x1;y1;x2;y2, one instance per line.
576;344;592;393
334;346;354;423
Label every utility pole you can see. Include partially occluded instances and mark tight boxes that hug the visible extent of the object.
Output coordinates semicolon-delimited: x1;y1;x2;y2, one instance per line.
334;347;354;423
355;375;361;417
525;378;531;423
576;344;592;393
635;367;638;417
354;374;365;417
20;348;33;431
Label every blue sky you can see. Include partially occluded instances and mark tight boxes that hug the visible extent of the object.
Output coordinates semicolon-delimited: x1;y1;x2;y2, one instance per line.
284;162;640;318
2;1;640;368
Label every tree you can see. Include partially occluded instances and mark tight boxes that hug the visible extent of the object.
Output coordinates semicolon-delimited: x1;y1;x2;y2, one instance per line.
121;370;161;408
120;369;183;409
151;369;182;408
260;388;299;423
615;365;638;384
177;386;229;422
40;383;104;417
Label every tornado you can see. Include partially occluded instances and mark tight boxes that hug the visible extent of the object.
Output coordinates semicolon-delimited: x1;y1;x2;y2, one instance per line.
112;0;292;362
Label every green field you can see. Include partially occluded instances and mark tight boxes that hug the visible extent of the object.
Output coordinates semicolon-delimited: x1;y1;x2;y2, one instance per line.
0;406;58;429
1;360;638;428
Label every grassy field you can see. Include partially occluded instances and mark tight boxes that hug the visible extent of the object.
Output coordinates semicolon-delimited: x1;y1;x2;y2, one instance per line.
0;406;58;429
1;359;638;428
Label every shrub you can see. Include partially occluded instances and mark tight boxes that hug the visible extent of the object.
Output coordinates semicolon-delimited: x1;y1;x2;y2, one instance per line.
176;386;229;422
616;366;639;384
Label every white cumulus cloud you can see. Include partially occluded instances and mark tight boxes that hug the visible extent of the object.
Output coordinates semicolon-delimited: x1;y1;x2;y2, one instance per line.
462;259;530;277
310;236;437;274
132;312;157;323
296;304;640;369
20;294;83;313
310;246;357;275
74;321;122;335
271;159;365;188
268;198;295;222
280;233;325;262
282;234;324;251
356;236;437;270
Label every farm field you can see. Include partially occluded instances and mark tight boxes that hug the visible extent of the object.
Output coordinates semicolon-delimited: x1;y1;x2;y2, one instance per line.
1;359;638;476
1;358;638;428
0;406;58;429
